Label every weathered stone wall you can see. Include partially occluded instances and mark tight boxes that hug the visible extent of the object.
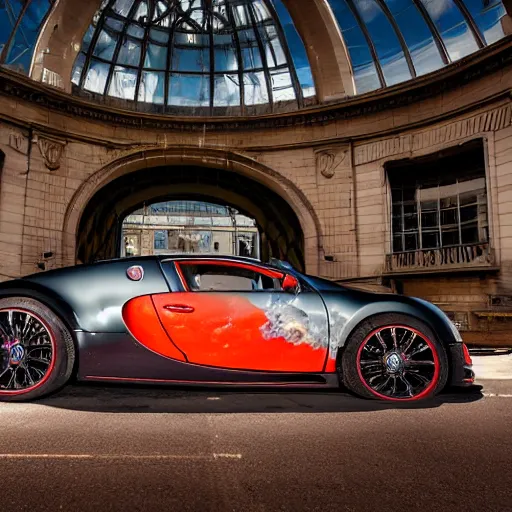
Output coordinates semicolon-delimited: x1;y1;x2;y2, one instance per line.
0;44;512;343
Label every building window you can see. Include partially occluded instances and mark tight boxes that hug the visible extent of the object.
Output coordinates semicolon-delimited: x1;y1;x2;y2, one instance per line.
154;230;168;250
388;141;488;254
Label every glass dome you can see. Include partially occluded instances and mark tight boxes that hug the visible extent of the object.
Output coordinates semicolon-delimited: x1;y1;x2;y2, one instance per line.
328;0;508;94
71;0;316;115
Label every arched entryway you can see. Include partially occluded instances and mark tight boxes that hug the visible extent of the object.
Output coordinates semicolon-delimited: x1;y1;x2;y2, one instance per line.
63;148;322;274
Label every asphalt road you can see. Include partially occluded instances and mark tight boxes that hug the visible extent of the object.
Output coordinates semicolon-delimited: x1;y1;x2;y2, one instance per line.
0;382;511;512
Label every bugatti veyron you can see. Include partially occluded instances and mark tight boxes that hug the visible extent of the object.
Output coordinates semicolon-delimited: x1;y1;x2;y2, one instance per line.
0;256;474;401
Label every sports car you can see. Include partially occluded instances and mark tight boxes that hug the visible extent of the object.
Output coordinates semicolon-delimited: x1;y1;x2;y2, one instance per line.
0;255;474;401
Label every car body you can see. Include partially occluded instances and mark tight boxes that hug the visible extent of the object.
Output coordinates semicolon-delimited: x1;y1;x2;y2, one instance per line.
0;255;474;401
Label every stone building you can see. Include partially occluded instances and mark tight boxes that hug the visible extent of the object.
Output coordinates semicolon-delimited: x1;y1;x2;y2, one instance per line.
0;0;512;345
121;200;260;258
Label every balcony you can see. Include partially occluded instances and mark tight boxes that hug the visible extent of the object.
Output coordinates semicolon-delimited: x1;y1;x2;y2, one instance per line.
385;242;496;275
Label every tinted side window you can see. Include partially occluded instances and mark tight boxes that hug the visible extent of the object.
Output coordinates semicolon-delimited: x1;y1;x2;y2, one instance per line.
178;263;281;291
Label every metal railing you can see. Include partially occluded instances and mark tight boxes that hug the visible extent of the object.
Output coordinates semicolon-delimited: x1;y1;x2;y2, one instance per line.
386;242;495;273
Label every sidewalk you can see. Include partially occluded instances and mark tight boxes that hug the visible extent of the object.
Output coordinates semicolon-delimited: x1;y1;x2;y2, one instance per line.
472;353;512;380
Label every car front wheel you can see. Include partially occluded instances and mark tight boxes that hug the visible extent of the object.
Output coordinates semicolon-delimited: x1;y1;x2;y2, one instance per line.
341;314;448;401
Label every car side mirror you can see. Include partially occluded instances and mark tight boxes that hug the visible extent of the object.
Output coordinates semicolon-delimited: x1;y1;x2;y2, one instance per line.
282;274;300;293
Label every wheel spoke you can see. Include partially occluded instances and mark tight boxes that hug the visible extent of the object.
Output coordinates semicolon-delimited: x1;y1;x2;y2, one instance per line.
26;356;51;365
406;369;431;385
359;360;383;368
374;331;387;352
408;343;429;358
374;376;391;393
399;375;414;397
400;331;417;354
21;364;35;386
406;360;435;367
390;328;398;350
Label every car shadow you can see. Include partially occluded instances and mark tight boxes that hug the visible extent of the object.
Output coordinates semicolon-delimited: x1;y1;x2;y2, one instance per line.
32;382;484;414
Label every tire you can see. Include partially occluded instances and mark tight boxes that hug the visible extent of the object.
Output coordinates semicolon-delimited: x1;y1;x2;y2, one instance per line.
341;313;448;401
0;297;75;401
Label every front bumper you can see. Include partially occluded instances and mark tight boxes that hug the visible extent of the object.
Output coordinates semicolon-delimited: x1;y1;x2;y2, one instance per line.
449;342;475;387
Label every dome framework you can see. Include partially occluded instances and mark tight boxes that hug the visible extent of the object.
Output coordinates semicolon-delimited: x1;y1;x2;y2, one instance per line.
70;0;314;115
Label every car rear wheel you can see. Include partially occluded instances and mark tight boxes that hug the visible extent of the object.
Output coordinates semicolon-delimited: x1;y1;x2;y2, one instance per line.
0;297;75;401
341;314;448;401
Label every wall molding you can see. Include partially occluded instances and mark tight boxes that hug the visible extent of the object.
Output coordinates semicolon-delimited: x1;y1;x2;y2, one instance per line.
0;38;511;133
354;103;512;166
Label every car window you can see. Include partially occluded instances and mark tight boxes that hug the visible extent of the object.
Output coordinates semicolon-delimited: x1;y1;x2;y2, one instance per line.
177;262;283;292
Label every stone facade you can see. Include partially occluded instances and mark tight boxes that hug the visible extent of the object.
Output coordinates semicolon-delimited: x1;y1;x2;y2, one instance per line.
1;34;512;345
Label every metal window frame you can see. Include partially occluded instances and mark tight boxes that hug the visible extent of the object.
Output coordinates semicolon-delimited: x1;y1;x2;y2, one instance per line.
374;0;416;79
344;0;386;88
410;0;450;65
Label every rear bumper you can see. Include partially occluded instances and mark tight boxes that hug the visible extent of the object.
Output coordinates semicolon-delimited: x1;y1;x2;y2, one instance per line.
449;342;475;387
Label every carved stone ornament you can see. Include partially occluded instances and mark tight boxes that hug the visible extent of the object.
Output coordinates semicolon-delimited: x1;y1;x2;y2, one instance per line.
37;135;66;171
314;144;351;179
9;131;29;155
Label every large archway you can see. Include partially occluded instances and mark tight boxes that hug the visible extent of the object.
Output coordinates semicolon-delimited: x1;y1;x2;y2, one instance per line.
63;147;322;274
76;165;306;270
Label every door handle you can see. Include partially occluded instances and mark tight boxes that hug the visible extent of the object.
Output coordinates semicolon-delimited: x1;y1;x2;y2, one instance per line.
163;304;195;313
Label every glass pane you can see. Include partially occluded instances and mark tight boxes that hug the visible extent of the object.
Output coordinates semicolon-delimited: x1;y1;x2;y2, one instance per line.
81;25;96;54
150;28;169;44
169;73;210;107
329;0;381;93
270;68;295;102
134;0;148;20
145;43;168;69
244;72;269;105
352;0;411;86
84;59;111;94
239;29;263;70
4;0;53;74
232;4;250;27
105;17;124;32
71;53;86;85
113;0;135;17
461;225;479;244
421;210;438;228
419;0;479;61
441;228;459;246
214;73;241;106
271;0;315;97
463;0;506;45
252;0;272;22
404;233;418;251
108;65;137;100
393;235;404;252
422;231;439;249
93;29;117;61
117;38;141;66
174;32;209;46
172;47;210;72
154;230;168;250
139;71;165;104
127;24;145;39
384;0;445;76
213;34;238;72
260;25;286;67
403;213;418;231
0;0;24;58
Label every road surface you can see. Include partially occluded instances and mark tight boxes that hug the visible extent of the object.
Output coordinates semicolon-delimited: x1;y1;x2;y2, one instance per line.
0;382;511;511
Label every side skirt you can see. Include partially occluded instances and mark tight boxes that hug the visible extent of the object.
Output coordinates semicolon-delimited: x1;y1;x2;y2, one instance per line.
76;332;340;388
